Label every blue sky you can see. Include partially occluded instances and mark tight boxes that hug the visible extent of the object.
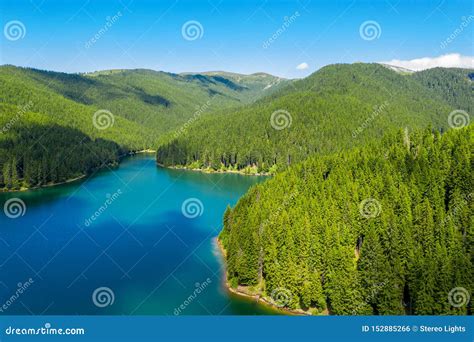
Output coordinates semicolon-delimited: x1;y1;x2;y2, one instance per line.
1;0;473;78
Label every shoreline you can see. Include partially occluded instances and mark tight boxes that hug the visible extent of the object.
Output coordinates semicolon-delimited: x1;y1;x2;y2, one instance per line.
158;164;272;177
0;149;156;194
214;237;311;316
0;174;87;193
128;149;156;155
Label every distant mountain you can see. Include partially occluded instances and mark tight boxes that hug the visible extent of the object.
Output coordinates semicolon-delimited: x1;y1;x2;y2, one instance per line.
0;65;151;149
0;66;283;140
0;65;282;190
156;63;457;173
179;71;290;102
412;67;473;114
379;63;414;74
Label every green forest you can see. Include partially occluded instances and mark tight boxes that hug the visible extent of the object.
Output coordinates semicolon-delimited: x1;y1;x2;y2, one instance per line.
1;61;472;316
0;105;123;190
156;64;472;173
220;126;473;315
412;67;474;114
155;62;472;315
0;65;284;191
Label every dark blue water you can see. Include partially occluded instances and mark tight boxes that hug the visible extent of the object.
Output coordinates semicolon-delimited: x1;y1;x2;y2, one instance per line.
0;154;275;315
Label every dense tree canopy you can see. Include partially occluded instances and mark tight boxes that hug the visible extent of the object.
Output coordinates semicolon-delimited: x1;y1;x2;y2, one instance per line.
0;65;287;144
220;126;473;315
0;61;472;317
156;64;464;173
412;67;473;114
0;106;123;191
0;65;284;191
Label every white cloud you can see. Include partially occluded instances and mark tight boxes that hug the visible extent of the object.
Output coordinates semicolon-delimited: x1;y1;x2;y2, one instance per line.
296;62;309;70
380;53;474;71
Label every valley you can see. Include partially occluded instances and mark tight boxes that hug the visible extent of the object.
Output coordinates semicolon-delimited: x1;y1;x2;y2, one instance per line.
0;62;472;315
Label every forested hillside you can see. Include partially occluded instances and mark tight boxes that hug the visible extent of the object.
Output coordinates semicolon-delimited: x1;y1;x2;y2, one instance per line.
0;66;148;191
412;67;473;114
0;65;284;191
1;66;286;140
183;71;290;103
156;64;458;173
220;125;473;315
0;104;123;190
0;67;151;149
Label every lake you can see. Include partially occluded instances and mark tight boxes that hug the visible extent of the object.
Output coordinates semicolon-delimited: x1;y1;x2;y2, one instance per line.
0;154;276;315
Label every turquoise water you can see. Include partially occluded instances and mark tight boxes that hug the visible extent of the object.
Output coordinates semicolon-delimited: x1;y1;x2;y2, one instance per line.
0;154;275;315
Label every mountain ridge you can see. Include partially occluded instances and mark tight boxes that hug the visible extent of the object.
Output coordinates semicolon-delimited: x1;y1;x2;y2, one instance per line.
0;64;285;191
156;63;467;173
